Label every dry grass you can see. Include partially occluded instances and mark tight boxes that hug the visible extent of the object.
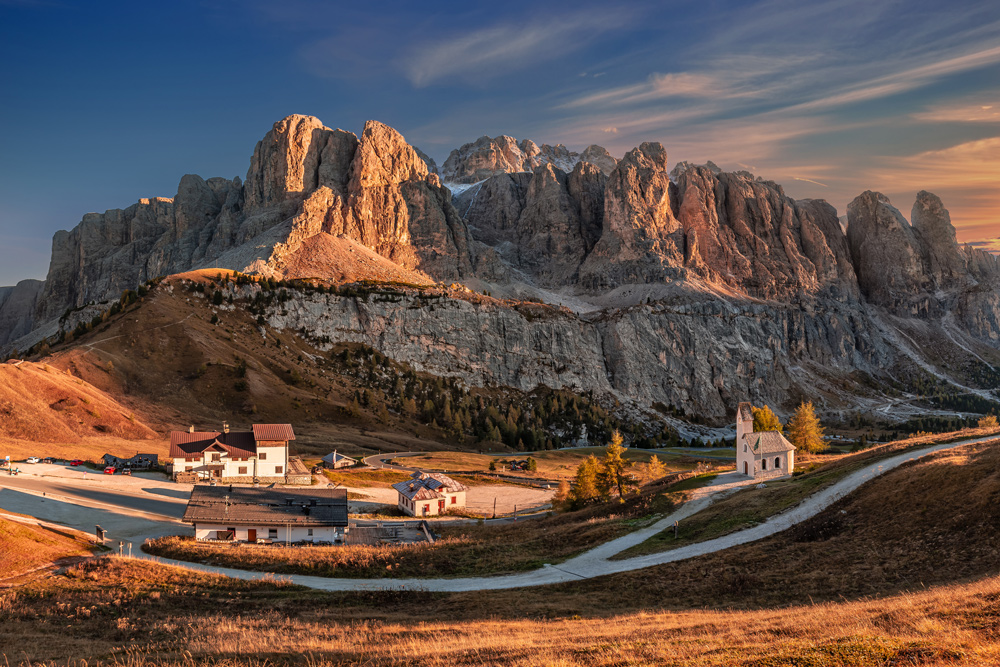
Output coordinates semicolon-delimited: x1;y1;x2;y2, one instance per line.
0;516;94;580
319;467;412;488
0;361;162;460
3;554;1000;665
143;484;687;578
6;442;1000;663
394;447;699;482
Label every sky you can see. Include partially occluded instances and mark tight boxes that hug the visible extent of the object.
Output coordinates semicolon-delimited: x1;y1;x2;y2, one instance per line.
1;0;999;286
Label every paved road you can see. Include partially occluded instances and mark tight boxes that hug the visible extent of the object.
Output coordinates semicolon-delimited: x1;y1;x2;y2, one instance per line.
5;435;996;592
0;475;184;519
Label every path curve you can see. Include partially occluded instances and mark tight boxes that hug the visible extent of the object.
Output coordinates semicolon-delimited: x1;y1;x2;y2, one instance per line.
135;435;999;592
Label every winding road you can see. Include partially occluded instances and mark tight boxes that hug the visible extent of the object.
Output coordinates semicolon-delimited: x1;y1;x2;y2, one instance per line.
2;435;996;592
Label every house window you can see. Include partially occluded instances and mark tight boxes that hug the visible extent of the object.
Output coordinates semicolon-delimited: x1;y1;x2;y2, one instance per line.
451;496;456;504
307;528;313;536
211;453;221;462
275;466;283;474
775;457;781;469
239;466;247;475
268;528;277;539
259;453;267;460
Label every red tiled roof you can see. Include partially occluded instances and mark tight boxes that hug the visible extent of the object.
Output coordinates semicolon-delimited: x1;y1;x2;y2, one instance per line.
252;424;295;442
168;431;258;459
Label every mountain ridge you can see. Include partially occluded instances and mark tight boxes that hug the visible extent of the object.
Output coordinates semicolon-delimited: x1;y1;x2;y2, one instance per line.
2;113;998;423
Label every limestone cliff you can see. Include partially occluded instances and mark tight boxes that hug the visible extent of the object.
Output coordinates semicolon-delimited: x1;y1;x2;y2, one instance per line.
441;135;617;184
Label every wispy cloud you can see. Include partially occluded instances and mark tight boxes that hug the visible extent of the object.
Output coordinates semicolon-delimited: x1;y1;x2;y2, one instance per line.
401;10;633;87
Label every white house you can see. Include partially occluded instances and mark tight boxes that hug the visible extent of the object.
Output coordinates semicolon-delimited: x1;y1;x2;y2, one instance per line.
168;423;294;482
392;471;468;517
735;402;795;480
182;486;349;544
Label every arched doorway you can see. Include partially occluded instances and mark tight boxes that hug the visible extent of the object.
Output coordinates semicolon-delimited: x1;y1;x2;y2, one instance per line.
743;461;748;475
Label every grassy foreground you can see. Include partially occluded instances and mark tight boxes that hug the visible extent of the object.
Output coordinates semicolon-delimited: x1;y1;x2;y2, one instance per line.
6;441;1000;664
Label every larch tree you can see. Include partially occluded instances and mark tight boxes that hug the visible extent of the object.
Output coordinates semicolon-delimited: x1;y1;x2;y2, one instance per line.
643;455;667;482
787;401;825;453
599;430;636;500
570;455;601;507
752;405;783;432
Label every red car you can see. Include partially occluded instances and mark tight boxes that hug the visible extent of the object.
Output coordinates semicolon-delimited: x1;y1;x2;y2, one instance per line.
70;459;84;466
103;466;116;475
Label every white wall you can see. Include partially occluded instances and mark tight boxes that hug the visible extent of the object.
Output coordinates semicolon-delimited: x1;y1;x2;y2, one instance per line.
194;523;343;543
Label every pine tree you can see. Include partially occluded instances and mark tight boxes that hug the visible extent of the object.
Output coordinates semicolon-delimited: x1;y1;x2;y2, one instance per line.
753;405;783;432
787;401;825;453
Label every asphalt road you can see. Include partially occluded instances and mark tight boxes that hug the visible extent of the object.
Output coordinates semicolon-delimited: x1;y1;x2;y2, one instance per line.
0;474;184;519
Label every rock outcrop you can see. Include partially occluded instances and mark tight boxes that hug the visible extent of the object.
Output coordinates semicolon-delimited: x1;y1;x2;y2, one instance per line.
441;135;617;184
0;280;43;348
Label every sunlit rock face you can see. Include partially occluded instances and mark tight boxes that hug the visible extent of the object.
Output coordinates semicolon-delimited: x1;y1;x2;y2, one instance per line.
3;115;999;421
441;134;617;184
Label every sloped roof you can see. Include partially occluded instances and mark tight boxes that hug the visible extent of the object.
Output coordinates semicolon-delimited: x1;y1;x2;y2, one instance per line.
392;472;468;501
252;424;296;442
321;452;355;464
745;430;795;453
168;431;257;459
182;486;348;527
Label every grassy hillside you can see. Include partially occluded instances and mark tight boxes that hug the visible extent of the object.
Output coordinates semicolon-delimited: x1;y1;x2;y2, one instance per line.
0;515;95;579
28;273;668;460
0;360;164;461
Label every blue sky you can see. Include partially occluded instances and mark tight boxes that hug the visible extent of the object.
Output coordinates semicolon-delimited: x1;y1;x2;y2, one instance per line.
1;0;998;286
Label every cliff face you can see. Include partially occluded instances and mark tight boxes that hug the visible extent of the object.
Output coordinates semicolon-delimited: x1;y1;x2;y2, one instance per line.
0;280;44;347
30;115;475;329
260;286;891;418
441;135;618;184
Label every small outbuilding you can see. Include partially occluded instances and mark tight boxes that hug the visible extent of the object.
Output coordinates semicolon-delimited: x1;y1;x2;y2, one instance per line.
182;485;349;544
392;471;468;517
321;450;356;469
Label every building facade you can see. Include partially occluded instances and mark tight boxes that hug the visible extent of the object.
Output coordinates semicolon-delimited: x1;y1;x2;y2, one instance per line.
182;486;349;544
167;423;294;482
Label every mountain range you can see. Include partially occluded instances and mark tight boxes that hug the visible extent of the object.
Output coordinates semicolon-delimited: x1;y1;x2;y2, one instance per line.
2;114;998;423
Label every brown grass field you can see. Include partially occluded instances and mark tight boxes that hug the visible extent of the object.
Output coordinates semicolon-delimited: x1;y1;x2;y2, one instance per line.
143;477;694;577
390;446;702;482
0;515;95;581
0;360;166;462
4;440;1000;664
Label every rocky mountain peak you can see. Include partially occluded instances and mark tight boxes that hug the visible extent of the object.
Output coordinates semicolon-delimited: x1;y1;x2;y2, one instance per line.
910;190;968;289
441;134;617;184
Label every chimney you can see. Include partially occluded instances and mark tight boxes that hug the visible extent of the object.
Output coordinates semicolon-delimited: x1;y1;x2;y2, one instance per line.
223;422;230;434
189;425;195;433
301;505;310;516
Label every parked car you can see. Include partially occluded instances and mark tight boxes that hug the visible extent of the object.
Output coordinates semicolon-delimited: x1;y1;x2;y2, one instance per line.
25;457;40;464
42;457;56;464
103;466;116;475
121;468;132;476
70;459;84;466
